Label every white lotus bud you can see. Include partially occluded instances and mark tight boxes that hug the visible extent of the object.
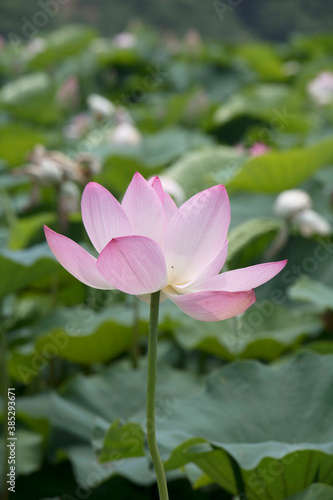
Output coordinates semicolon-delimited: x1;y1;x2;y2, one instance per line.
307;71;333;105
110;123;141;146
273;190;312;220
87;93;115;119
293;209;331;237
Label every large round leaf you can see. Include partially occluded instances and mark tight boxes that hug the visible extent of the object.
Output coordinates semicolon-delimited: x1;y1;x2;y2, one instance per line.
227;138;333;193
0;73;60;124
287;484;333;499
0;244;60;299
0;124;45;166
165;146;246;198
17;361;203;487
174;306;322;361
162;352;333;499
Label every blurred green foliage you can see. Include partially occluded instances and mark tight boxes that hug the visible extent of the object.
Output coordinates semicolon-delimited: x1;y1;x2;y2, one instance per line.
0;22;333;500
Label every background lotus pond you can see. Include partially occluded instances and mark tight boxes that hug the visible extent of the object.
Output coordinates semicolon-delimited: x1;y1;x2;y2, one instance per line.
1;13;333;500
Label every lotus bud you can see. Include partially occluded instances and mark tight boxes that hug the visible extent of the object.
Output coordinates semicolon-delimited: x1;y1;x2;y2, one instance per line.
87;93;115;120
293;209;331;237
273;189;312;220
110;123;141;146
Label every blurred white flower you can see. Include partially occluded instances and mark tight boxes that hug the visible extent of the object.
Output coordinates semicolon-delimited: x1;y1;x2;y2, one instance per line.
87;93;115;120
110;122;141;146
293;209;331;237
273;189;312;220
112;32;136;49
307;71;333;105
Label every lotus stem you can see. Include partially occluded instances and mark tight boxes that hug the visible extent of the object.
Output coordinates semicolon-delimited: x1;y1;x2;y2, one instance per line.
146;291;169;500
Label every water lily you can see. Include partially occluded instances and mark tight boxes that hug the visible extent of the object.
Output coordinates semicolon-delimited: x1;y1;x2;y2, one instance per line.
44;172;286;322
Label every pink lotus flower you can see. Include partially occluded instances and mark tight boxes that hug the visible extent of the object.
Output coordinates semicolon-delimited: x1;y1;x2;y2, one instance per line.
249;142;271;157
44;173;286;321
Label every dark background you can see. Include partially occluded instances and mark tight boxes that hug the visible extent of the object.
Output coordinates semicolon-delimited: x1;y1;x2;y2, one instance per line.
1;0;333;42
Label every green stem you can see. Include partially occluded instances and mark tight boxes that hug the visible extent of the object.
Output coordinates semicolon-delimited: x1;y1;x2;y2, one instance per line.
146;291;169;500
130;295;140;369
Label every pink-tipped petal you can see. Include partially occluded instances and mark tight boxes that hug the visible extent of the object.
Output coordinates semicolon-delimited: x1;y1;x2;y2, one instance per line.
97;235;168;295
81;182;132;253
194;260;287;292
44;226;114;289
164;288;256;322
121;172;166;243
164;185;230;284
149;176;178;220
